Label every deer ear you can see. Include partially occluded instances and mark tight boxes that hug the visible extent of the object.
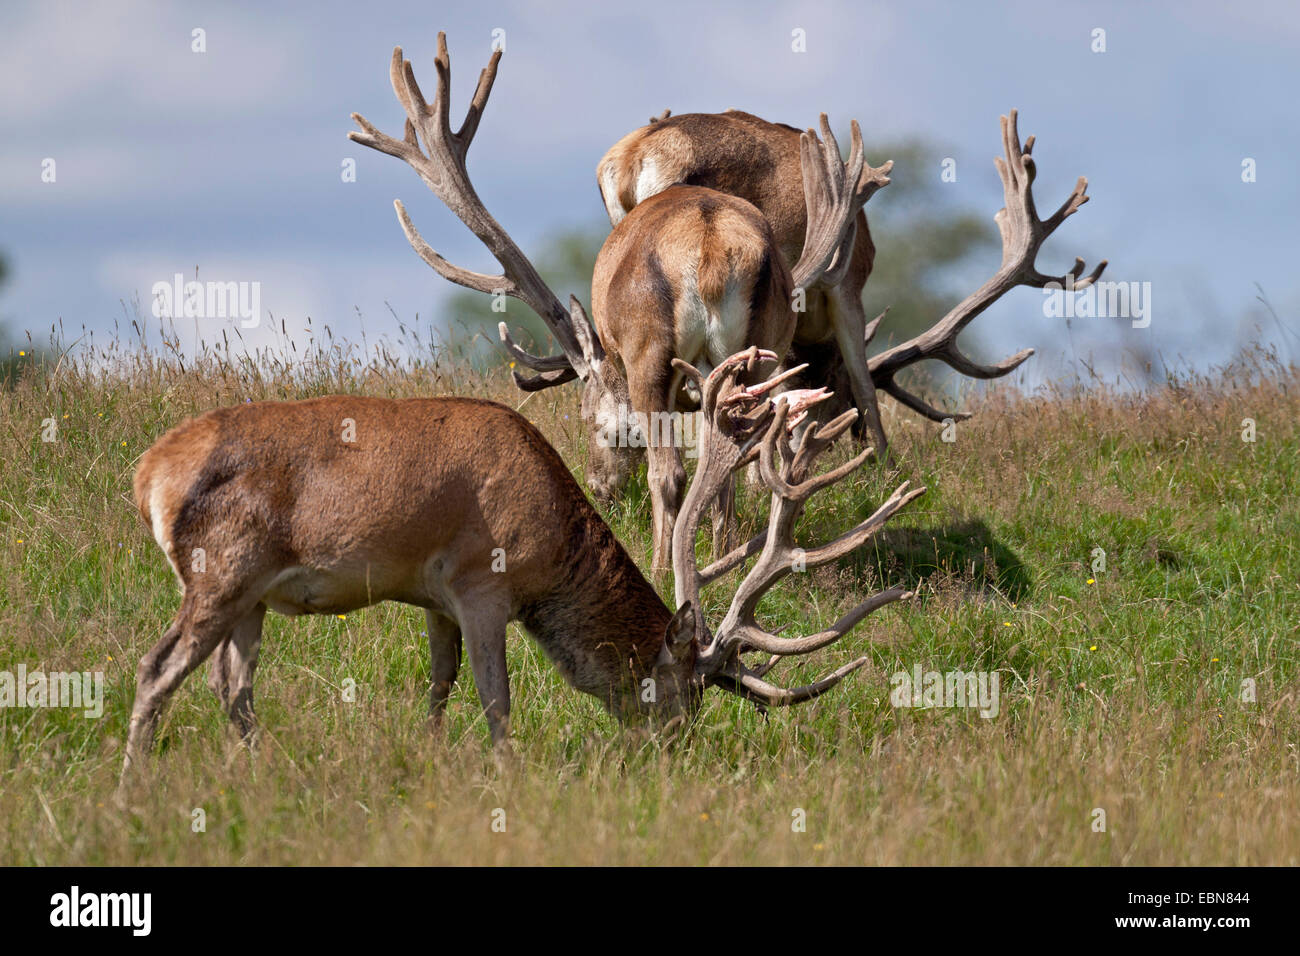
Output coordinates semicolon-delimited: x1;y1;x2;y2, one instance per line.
658;602;697;665
569;296;605;367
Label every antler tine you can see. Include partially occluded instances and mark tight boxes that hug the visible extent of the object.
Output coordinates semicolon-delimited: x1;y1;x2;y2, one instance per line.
497;322;580;390
878;377;973;423
790;115;890;292
393;200;503;296
715;655;872;707
498;323;571;373
789;482;924;574
705;476;923;659
729;585;912;660
868;108;1106;422
863;307;888;348
449;38;500;150
698;531;767;584
670;356;703;388
705;346;775;412
757;400;862;501
843;118;893;207
349;34;594;387
790;408;864;482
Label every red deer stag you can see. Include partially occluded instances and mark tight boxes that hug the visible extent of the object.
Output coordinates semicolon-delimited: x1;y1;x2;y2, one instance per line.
122;350;923;778
346;35;890;573
599;108;1106;446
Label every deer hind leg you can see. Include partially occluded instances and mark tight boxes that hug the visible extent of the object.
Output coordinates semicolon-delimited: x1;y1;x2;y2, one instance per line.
425;609;462;726
710;470;737;560
826;283;889;451
629;368;685;576
123;589;257;779
646;443;686;576
206;602;266;742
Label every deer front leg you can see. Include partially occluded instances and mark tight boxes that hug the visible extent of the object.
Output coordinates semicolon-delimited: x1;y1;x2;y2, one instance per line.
457;596;513;753
826;282;889;452
425;609;462;727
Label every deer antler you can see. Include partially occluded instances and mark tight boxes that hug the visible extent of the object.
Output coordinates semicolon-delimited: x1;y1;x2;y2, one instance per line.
349;34;598;390
670;348;925;707
868;109;1107;421
790;115;892;292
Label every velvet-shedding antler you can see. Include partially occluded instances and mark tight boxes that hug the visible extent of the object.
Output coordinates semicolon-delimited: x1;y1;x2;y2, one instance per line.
670;348;925;707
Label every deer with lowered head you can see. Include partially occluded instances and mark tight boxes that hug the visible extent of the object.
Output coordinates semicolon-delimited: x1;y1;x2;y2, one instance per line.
599;108;1107;450
122;349;924;779
346;35;891;574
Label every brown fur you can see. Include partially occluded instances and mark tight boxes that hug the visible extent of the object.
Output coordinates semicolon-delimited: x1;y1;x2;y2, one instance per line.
598;110;886;446
592;186;793;392
586;185;794;571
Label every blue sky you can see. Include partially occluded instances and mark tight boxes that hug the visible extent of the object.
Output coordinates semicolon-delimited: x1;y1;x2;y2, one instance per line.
2;0;1297;386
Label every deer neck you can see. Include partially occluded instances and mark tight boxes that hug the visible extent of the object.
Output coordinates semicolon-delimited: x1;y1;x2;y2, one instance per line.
518;504;671;702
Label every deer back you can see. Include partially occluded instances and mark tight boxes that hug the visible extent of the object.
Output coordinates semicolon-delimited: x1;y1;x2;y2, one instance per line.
598;110;875;288
591;185;796;386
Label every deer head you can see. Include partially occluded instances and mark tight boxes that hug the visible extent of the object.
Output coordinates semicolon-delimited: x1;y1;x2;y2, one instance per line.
578;347;924;721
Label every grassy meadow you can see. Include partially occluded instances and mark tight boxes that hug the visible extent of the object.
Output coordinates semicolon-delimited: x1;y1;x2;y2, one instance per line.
0;327;1296;865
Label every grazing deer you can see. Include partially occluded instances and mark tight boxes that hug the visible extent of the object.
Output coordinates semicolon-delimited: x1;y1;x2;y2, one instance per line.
598;108;1107;448
600;109;890;448
122;350;923;778
346;35;890;573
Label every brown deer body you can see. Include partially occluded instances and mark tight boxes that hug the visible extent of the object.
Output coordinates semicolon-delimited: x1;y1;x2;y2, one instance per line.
599;110;887;446
125;394;690;772
123;352;923;778
584;184;795;559
599;108;1108;447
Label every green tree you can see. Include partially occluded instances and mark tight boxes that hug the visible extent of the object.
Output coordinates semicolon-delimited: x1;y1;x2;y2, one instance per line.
0;251;25;388
859;140;998;377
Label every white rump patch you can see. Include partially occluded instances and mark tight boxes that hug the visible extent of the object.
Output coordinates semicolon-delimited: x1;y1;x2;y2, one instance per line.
706;285;750;363
599;161;627;225
634;157;673;205
148;482;180;580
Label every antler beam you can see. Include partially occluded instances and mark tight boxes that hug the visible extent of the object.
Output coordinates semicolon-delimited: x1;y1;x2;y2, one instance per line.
868;109;1107;421
349;35;594;387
